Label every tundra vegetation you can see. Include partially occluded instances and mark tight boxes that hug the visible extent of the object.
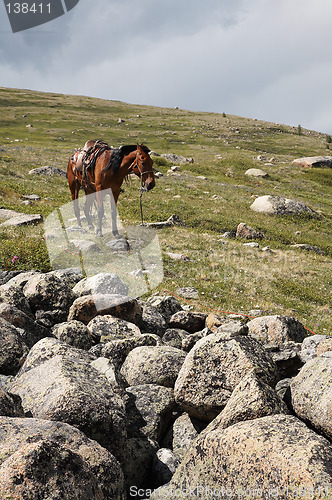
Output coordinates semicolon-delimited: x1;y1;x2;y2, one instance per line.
0;87;331;332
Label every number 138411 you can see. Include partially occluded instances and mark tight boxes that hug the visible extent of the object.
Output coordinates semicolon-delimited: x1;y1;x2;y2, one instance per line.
6;3;51;14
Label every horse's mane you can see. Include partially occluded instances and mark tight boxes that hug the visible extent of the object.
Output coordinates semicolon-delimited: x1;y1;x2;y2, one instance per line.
102;144;150;174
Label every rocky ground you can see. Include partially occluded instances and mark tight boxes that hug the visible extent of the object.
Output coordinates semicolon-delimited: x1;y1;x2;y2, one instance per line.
0;269;331;499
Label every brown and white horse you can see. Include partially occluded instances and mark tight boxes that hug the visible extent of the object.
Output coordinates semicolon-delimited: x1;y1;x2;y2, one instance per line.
67;141;155;237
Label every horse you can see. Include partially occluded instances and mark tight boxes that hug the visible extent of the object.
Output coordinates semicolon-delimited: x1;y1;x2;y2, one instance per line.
67;140;155;237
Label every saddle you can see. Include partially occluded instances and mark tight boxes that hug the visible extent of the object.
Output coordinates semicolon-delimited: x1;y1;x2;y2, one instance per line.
71;139;112;186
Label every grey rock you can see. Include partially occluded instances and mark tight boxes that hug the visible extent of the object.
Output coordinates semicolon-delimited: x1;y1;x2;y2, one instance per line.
264;341;303;378
162;328;189;349
181;328;211;352
28;166;67;176
292;156;332;168
121;346;186;388
0;302;50;348
13;337;95;377
0;318;29;375
147;295;183;322
203;370;289;434
0;416;125;499
299;334;331;363
73;272;129;298
245;168;269;178
151;415;332;499
125;384;177;442
88;315;142;342
161;153;193;164
23;273;74;315
236;222;264;240
169;310;207;333
172;413;206;461
290;243;325;255
138;301;167;336
250;195;318;217
52;320;95;350
0;284;32;316
174;333;277;421
9;354;126;459
247;315;307;346
0;213;43;227
291;355;332;440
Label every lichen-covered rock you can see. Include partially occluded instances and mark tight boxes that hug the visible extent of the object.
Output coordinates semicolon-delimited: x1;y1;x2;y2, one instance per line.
0;302;49;348
147;295;183;322
181;329;210;352
0;439;105;499
9;355;126;458
162;328;189;349
23;273;74;315
138;301;167;336
151;448;180;488
174;333;277;421
169;311;207;333
172;413;206;461
151;415;332;499
125;384;177;442
52;320;95;350
0;318;29;375
247;315;307;345
204;370;289;433
15;337;95;376
100;335;163;371
0;284;32;316
236;222;264;240
68;294;142;325
0;388;24;417
88;315;142;342
299;334;331;363
0;416;125;499
291;354;332;440
250;195;318;217
121;346;186;387
73;272;128;297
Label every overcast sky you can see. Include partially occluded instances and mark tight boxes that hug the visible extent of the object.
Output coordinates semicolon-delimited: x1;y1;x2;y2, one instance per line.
1;0;332;134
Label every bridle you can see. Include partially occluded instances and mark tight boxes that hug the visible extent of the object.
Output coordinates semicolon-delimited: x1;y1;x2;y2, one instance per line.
128;150;155;226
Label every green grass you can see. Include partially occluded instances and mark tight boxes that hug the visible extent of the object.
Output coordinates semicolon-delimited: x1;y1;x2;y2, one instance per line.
0;87;331;334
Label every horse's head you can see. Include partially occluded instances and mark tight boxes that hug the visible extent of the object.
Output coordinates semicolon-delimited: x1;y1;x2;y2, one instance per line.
132;144;155;191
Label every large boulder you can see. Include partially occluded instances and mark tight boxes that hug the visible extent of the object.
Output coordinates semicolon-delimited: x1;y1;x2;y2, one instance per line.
0;283;32;316
204;369;289;433
9;354;126;459
147;295;183;322
0;416;125;499
51;320;95;350
292;156;332;168
291;354;332;440
151;415;332;499
73;272;128;297
247;315;307;346
87;315;142;342
250;195;318;217
68;294;142;325
121;346;186;388
174;332;278;421
23;273;74;315
169;311;207;333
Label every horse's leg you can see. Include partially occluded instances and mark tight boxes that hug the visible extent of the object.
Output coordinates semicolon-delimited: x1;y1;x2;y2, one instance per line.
96;189;105;237
111;190;121;238
83;190;94;231
72;183;82;227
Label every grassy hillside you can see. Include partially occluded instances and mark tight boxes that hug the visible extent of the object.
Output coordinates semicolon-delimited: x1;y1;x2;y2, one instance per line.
0;87;331;333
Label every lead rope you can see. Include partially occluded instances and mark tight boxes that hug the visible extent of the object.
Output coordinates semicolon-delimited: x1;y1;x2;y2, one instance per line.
140;186;147;225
